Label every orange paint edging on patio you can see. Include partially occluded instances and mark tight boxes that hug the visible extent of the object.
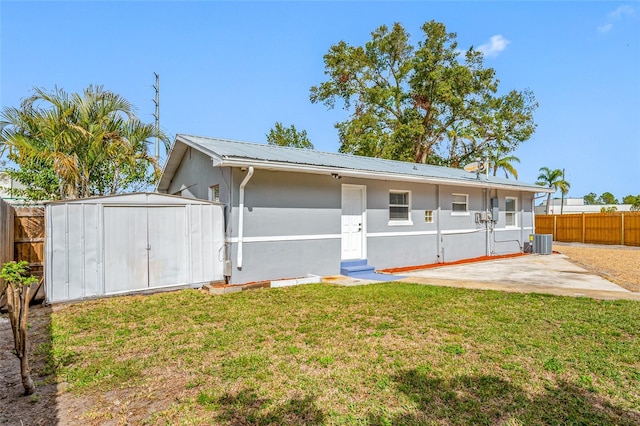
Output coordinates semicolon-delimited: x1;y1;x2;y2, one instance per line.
380;252;529;274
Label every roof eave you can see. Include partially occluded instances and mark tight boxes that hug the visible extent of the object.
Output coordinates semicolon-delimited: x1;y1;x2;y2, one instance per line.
219;157;549;193
156;135;223;192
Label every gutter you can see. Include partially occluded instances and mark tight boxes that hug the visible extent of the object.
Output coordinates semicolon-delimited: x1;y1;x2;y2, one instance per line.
216;158;553;194
237;166;254;269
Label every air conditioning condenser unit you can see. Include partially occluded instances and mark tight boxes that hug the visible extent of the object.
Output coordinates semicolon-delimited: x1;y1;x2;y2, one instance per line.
530;234;552;255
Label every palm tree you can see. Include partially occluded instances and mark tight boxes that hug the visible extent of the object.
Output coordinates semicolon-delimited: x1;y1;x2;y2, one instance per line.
536;167;570;214
490;152;520;179
1;86;169;200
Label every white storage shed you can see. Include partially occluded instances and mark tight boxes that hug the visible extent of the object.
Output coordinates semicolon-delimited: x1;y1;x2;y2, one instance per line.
45;193;225;303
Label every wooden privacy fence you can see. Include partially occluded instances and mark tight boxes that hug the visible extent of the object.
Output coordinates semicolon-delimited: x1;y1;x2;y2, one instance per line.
0;200;45;308
535;212;640;247
0;198;15;296
14;207;45;279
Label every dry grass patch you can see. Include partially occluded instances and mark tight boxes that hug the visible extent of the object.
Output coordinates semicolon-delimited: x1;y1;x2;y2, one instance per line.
554;243;640;292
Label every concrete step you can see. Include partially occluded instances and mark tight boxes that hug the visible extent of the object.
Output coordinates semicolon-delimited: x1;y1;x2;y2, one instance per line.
341;264;376;275
340;259;375;276
340;259;369;268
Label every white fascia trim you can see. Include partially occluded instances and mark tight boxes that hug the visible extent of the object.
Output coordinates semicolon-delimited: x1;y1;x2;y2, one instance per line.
227;234;342;243
217;158;549;193
156;140;189;191
211;153;224;167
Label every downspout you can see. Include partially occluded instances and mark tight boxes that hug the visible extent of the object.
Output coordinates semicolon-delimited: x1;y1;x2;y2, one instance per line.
520;192;524;249
237;166;254;269
532;196;536;234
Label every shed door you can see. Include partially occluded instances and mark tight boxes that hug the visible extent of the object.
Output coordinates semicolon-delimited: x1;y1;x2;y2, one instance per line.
341;185;366;260
103;206;149;293
103;206;188;294
148;207;187;287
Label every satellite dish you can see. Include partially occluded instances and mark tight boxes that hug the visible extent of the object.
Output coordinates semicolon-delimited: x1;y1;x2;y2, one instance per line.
464;162;481;172
463;160;488;179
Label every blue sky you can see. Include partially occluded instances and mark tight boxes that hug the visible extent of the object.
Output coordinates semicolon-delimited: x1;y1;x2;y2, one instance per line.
1;1;639;201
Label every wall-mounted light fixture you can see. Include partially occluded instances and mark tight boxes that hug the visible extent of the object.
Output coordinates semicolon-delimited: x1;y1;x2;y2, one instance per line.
331;173;341;180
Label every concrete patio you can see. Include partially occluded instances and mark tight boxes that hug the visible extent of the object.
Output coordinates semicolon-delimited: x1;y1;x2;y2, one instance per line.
325;253;640;301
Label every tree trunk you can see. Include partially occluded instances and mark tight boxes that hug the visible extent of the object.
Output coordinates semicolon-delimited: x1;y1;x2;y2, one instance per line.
6;284;35;395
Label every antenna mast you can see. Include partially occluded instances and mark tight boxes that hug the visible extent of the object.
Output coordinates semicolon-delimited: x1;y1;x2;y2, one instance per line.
152;73;160;162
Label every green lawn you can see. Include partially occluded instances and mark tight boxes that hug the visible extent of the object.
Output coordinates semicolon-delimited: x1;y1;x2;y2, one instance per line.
43;283;640;425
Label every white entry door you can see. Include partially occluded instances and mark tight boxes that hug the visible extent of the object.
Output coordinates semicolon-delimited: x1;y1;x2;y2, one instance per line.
341;185;366;260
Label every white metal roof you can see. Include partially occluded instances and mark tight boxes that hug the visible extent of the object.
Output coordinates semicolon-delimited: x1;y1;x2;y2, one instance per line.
45;192;218;205
157;134;553;193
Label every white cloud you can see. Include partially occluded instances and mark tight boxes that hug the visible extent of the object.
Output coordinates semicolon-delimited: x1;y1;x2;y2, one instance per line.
597;23;613;34
598;5;635;34
609;5;634;20
477;35;510;58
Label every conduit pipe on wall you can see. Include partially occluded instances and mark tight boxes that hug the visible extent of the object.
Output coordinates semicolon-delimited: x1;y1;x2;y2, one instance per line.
237;166;254;269
484;188;490;257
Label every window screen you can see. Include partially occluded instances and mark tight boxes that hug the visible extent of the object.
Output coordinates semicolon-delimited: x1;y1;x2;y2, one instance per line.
452;193;468;213
389;191;410;221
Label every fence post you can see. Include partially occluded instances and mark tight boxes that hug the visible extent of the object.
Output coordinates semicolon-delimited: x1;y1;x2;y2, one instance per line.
621;213;625;246
582;213;586;243
0;198;16;309
553;215;557;240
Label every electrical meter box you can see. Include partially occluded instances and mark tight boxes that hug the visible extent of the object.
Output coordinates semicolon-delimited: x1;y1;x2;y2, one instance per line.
490;198;499;222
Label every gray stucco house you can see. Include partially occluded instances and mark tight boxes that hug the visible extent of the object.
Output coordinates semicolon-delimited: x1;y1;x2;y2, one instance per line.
158;134;550;285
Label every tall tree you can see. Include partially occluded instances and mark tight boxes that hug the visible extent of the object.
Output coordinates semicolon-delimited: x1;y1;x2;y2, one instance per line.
583;192;600;205
536;167;570;214
622;194;640;211
624;195;640;211
266;122;314;149
598;192;618;205
0;86;169;200
622;194;638;205
310;21;537;166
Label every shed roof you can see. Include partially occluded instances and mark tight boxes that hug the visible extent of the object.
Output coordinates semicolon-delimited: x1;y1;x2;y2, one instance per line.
158;134;551;193
45;192;218;206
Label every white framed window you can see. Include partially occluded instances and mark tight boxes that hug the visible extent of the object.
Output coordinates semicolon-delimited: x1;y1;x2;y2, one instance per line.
452;193;469;215
208;184;220;202
389;190;412;225
425;210;433;223
505;197;517;227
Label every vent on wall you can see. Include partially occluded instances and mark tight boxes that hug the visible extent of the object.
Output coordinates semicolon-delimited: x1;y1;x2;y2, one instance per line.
531;234;552;255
